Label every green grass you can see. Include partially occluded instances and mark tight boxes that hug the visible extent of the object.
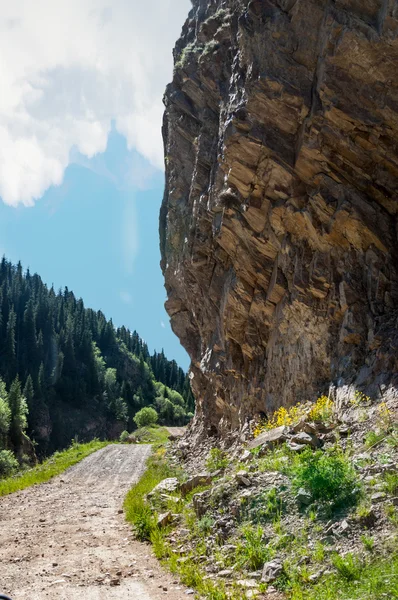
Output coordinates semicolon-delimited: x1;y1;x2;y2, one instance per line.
257;443;294;473
332;553;363;581
361;535;375;552
0;439;110;497
206;447;229;471
290;553;398;599
241;486;284;524
124;446;177;540
383;472;398;496
235;523;271;570
364;431;387;448
131;426;171;445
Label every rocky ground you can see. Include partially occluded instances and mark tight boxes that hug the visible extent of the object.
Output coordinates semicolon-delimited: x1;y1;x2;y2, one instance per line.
146;395;398;598
0;445;190;600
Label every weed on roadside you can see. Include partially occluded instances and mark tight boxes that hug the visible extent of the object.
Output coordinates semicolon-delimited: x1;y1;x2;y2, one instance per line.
235;523;271;570
383;472;398;495
332;553;363;581
124;447;177;541
206;448;229;471
361;535;375;552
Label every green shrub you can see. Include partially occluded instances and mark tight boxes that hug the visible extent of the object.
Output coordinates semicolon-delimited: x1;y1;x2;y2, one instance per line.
364;431;386;448
383;472;398;496
203;40;219;56
312;541;326;562
133;407;158;428
242;487;283;524
361;535;375;552
197;515;214;535
291;447;359;508
0;449;18;477
355;501;373;521
132;502;154;541
257;444;293;473
332;553;362;581
235;524;270;570
175;42;199;69
206;448;228;472
150;528;168;559
119;430;129;443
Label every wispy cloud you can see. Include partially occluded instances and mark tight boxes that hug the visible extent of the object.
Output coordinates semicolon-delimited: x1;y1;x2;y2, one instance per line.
0;0;190;206
160;320;166;329
70;131;162;191
120;290;133;304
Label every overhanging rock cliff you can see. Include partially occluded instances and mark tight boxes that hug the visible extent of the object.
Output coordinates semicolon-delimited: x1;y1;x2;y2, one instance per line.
160;0;398;438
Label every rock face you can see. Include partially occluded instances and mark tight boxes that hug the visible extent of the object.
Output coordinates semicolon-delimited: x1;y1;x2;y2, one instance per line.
160;0;398;437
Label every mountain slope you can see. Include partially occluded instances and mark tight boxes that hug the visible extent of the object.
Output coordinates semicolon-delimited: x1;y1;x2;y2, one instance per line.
0;257;193;461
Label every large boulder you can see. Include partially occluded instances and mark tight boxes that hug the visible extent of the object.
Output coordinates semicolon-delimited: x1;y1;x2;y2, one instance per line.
148;478;180;498
160;0;398;438
290;431;321;449
247;426;288;450
261;559;284;583
180;473;212;497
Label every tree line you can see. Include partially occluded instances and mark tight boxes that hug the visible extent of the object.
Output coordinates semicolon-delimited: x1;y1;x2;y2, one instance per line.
0;258;194;472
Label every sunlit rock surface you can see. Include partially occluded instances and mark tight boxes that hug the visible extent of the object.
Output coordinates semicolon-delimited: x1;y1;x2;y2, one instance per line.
160;0;398;437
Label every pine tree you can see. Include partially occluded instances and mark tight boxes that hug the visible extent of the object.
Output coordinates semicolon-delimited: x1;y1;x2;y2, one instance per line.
5;308;17;384
22;299;37;372
8;377;28;451
23;374;34;412
0;378;10;449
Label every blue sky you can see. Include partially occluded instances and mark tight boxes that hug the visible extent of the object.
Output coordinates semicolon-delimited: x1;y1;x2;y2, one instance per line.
0;129;190;370
0;0;191;370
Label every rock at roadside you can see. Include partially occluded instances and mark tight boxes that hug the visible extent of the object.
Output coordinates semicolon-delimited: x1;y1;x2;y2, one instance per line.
240;450;252;462
296;488;312;505
148;478;180;497
290;431;321;449
180;474;212;497
192;491;209;517
235;471;251;487
371;492;386;503
247;426;288;450
292;420;318;435
287;442;307;453
261;559;283;583
157;511;173;528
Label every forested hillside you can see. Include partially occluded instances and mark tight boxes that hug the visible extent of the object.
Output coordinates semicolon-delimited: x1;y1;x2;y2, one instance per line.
0;258;194;468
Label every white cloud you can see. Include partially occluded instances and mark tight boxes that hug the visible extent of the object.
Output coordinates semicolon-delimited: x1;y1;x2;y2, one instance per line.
0;0;190;206
160;320;166;328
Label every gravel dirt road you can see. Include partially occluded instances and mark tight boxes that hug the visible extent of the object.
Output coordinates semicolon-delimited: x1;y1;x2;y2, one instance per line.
0;445;189;599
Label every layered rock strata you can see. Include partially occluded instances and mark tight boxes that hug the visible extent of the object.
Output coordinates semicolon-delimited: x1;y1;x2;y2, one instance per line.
160;0;398;437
